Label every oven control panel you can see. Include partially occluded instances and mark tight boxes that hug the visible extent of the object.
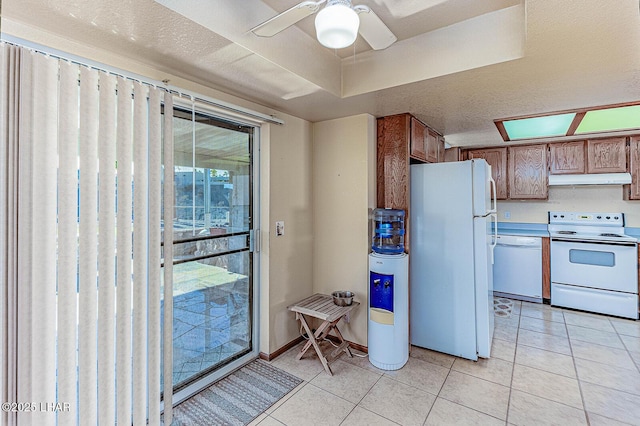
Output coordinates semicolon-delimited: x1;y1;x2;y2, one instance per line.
549;211;624;226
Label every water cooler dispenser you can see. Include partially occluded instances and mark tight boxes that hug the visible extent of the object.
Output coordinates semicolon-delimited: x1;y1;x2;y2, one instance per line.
368;209;409;370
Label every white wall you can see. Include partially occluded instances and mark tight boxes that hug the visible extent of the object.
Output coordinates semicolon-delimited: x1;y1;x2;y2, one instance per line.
498;186;640;227
312;114;376;346
264;119;314;353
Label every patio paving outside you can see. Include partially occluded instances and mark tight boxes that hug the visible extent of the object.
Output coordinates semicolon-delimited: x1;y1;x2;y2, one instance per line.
161;261;251;388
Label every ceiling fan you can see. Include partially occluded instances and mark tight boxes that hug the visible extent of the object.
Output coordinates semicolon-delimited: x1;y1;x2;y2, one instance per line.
250;0;397;50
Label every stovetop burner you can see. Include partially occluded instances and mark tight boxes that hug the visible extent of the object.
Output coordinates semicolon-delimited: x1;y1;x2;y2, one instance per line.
548;211;638;244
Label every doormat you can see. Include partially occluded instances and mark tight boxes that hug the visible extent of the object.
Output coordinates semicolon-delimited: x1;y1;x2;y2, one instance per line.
494;297;513;318
168;359;303;426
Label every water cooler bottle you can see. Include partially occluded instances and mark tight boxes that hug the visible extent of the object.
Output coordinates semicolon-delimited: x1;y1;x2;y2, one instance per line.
368;208;409;370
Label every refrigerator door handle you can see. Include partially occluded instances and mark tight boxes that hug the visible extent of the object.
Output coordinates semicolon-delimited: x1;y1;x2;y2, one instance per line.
489;176;497;214
491;213;498;264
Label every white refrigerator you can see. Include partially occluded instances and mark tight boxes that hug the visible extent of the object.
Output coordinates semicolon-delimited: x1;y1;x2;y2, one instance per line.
410;159;497;361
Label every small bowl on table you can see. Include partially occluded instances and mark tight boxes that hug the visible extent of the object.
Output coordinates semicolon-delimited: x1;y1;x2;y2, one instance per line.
332;291;354;306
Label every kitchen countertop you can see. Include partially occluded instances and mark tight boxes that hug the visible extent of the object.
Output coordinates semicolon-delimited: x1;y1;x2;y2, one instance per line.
495;223;640;240
495;222;550;238
625;227;640;239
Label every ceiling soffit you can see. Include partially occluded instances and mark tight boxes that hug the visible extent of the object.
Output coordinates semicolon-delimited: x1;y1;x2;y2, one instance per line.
155;0;525;100
154;0;342;96
342;4;525;97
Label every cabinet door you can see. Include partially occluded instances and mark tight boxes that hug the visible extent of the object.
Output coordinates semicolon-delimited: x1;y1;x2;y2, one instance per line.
467;148;508;199
444;147;461;162
426;129;439;163
377;115;410;210
508;145;548;199
628;136;640;200
587;138;627;173
436;135;445;163
410;117;427;162
549;141;585;174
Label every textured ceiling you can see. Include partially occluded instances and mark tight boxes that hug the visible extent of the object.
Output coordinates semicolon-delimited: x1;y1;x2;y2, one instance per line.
2;0;640;147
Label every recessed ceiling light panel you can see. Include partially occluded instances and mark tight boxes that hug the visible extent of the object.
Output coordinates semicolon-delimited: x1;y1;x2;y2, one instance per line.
502;113;575;140
495;102;640;141
575;105;640;134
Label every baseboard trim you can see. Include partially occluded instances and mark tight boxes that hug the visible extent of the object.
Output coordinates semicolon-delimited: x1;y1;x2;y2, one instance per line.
324;334;368;354
259;336;304;362
259;335;368;361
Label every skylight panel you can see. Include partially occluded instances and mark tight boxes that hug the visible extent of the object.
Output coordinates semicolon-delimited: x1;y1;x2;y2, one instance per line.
575;105;640;134
494;102;640;141
502;113;575;140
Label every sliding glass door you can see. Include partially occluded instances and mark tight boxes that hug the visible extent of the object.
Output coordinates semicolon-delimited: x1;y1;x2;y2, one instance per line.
162;106;255;393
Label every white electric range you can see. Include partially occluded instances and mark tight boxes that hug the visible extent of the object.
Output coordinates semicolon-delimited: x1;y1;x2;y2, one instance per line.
548;211;638;319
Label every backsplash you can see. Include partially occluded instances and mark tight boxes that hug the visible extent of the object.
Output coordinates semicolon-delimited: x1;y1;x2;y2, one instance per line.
497;186;640;227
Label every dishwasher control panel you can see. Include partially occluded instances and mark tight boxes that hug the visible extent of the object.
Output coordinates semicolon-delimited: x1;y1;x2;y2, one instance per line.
496;235;542;247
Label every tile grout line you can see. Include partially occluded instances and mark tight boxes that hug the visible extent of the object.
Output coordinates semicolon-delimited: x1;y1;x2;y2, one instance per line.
337;362;385;425
564;308;592;426
515;332;572;357
376;356;467;424
337;373;402;426
504;303;522;426
493;304;629;424
423;355;455;425
429;301;519;424
292;358;396;424
580;316;640;425
516;310;640;419
512;304;607;416
616;324;640;374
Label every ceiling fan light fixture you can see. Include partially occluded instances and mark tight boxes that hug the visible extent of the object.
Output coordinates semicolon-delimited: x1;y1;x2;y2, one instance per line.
315;1;360;49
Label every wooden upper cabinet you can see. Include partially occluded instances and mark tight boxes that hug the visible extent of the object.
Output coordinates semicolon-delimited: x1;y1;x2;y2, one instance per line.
436;135;446;163
378;113;445;251
377;114;411;210
426;129;439;163
627;136;640;200
467;148;508;199
409;116;442;163
444;147;461;162
549;141;586;174
410;117;427;162
508;144;548;199
586;137;627;173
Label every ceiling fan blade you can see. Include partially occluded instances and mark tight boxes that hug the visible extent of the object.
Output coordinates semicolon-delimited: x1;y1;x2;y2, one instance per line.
251;1;324;37
354;5;397;50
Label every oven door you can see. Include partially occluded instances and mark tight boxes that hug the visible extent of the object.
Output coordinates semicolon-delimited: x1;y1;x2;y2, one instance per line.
550;239;638;293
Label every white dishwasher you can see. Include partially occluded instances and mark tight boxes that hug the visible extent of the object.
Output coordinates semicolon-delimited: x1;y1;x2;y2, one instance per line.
493;235;543;303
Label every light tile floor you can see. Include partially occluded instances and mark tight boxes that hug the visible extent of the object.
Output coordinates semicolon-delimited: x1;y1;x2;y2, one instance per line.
252;300;640;426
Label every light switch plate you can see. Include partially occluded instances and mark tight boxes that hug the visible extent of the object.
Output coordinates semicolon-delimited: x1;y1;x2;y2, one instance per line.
275;221;284;236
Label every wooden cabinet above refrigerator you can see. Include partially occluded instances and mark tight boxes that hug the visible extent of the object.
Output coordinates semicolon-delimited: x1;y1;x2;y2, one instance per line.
377;113;445;251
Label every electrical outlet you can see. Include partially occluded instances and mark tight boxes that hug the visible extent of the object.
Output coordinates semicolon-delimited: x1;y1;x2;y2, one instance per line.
504;211;511;219
275;221;285;236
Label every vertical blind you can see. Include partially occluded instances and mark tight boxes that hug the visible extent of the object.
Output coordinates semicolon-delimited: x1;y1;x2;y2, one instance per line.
0;42;174;425
0;42;21;426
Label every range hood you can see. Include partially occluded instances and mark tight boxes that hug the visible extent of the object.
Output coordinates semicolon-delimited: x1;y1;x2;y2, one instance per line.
548;173;632;186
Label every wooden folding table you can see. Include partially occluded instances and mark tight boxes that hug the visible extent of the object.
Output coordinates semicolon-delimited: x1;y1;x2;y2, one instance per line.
287;293;360;376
